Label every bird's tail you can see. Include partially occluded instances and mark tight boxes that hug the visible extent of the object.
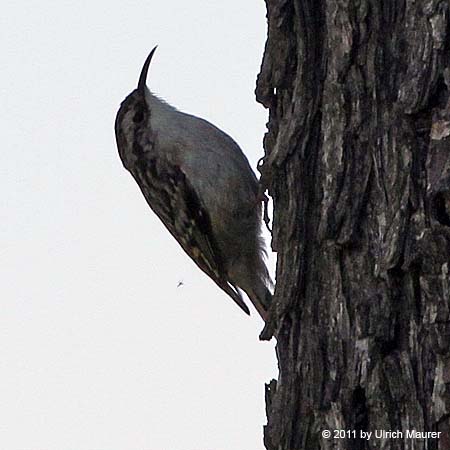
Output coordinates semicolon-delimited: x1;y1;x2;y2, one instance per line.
245;278;272;322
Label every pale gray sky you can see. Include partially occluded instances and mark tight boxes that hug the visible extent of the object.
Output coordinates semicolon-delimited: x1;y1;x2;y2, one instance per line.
1;1;277;449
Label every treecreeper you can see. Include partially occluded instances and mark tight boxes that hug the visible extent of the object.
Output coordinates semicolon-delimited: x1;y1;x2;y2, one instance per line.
115;47;273;330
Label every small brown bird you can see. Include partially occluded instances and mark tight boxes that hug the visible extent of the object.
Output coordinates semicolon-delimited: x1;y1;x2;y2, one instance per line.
115;47;272;320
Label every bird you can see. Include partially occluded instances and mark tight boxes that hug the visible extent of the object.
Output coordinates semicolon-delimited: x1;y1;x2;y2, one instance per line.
115;46;272;321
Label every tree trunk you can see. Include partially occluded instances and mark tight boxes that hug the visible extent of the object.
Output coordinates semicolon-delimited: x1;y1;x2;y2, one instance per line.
256;1;450;449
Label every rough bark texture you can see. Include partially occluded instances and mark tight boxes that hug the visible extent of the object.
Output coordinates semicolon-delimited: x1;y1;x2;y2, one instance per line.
256;1;450;449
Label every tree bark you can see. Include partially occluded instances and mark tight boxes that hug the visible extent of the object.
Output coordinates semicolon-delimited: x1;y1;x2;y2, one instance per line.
256;1;450;449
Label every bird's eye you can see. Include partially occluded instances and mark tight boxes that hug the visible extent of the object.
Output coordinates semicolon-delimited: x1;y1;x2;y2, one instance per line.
133;109;144;123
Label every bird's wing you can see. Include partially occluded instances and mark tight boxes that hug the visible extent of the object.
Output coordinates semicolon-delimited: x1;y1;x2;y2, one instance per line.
129;156;250;315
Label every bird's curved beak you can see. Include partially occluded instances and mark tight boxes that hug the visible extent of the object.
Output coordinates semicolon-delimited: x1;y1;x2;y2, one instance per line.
138;46;158;95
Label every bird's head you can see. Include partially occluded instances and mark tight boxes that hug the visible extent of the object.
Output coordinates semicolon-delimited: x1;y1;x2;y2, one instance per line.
115;46;157;168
